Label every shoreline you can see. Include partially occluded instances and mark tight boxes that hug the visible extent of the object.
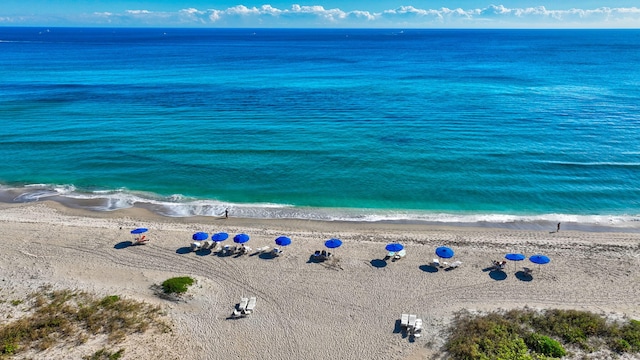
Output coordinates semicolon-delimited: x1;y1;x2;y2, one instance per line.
1;202;639;359
1;186;639;234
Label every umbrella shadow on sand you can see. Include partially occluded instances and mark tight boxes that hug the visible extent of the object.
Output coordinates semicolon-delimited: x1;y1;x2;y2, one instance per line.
489;270;507;281
418;265;439;273
370;259;388;268
114;241;133;249
515;271;533;282
195;248;212;256
259;252;278;260
175;247;192;255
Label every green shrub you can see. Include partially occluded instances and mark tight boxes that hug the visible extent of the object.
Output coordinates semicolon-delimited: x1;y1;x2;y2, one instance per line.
161;277;194;295
525;333;566;358
2;341;17;355
84;347;125;360
445;309;640;360
446;311;532;360
100;295;120;307
610;339;631;353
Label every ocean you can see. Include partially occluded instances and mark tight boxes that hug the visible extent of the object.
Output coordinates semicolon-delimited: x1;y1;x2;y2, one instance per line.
1;27;639;230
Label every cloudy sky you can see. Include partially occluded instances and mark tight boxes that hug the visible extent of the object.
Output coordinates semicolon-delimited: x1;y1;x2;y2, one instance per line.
1;0;639;28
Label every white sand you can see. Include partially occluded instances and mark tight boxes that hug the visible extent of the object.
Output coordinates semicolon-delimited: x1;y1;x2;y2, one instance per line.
1;202;639;359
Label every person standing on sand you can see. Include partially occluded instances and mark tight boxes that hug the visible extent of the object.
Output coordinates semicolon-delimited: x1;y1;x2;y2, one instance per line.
225;208;229;219
557;222;561;232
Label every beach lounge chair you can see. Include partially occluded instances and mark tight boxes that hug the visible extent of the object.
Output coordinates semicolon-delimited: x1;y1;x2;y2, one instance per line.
386;251;396;259
190;242;202;251
133;235;148;244
448;261;462;269
255;246;269;253
393;249;406;261
232;297;249;317
523;267;533;275
313;250;321;258
238;297;249;315
211;241;219;251
413;319;423;338
203;240;214;249
401;314;409;329
271;247;282;256
408;314;417;330
222;244;231;255
244;297;256;315
432;258;440;267
242;245;252;254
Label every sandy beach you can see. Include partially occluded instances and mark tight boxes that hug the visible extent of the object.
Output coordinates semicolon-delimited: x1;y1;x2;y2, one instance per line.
1;202;639;359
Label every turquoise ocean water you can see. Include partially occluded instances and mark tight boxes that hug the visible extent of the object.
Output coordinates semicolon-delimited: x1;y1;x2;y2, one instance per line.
1;27;639;229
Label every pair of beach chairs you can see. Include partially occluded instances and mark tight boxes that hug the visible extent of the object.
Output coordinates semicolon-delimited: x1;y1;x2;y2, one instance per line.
191;240;218;252
492;260;507;271
133;235;149;245
219;244;252;256
523;267;533;275
232;296;257;317
431;259;462;270
312;250;332;261
400;314;423;338
387;249;406;261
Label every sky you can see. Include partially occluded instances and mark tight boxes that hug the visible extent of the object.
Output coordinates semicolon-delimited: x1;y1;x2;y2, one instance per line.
1;1;639;28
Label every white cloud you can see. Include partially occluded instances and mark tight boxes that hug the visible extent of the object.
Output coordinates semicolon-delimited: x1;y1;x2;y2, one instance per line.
1;4;639;28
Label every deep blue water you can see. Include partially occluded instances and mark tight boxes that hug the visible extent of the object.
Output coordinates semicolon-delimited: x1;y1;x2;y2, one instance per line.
1;27;639;227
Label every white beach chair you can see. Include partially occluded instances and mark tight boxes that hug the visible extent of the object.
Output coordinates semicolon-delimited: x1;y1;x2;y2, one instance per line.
238;297;249;316
401;314;409;329
393;249;406;260
448;261;462;269
256;246;270;253
232;297;249;317
203;240;214;249
523;267;533;275
413;319;423;338
432;258;440;267
408;314;417;330
244;297;257;315
190;242;202;251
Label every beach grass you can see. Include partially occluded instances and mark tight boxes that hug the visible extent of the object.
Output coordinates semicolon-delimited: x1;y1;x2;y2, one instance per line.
445;308;640;359
0;286;169;358
161;276;194;295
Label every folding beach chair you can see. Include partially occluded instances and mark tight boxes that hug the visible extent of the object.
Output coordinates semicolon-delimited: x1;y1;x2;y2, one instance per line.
244;297;257;315
408;315;417;331
401;314;409;329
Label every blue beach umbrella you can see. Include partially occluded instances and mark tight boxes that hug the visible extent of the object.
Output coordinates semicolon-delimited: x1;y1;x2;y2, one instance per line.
275;236;292;247
505;253;526;271
192;232;209;241
529;254;550;272
325;238;343;249
131;228;148;234
212;232;229;241
529;254;550;265
385;243;404;252
233;233;250;244
435;246;454;259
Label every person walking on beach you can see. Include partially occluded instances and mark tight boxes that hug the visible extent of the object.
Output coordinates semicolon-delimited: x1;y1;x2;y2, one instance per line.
557;222;561;232
225;208;229;219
